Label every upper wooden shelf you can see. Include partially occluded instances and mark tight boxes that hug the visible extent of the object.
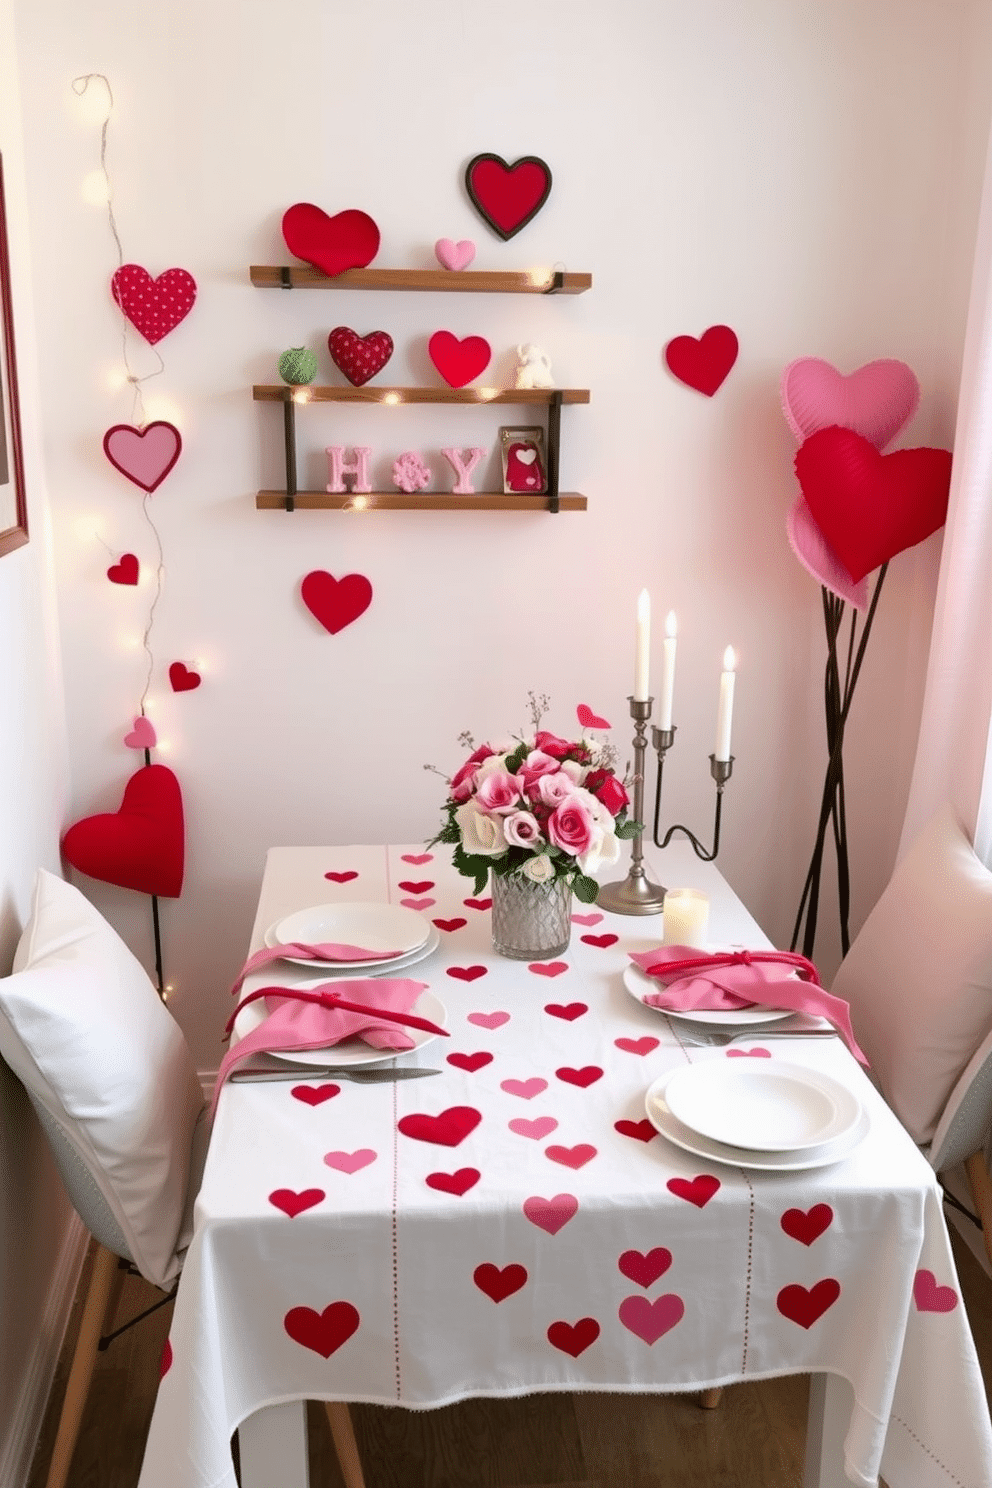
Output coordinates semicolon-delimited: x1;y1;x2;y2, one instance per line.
256;491;587;512
253;385;590;406
250;266;592;295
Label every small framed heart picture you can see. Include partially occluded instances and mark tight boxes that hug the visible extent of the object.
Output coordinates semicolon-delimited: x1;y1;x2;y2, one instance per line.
500;425;547;495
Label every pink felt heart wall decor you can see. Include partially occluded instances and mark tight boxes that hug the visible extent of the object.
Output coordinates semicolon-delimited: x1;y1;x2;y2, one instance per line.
465;154;552;240
301;571;373;634
61;764;185;897
327;327;394;386
665;325;738;396
111;265;197;345
781;357;919;451
428;331;492;388
124;715;157;750
795;427;952;582
103;423;182;493
282;204;380;277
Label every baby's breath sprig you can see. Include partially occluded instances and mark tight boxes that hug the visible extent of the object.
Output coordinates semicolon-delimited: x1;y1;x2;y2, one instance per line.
456;729;476;751
527;690;551;731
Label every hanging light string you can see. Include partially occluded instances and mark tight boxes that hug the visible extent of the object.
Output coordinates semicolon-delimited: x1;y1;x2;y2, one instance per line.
138;491;165;714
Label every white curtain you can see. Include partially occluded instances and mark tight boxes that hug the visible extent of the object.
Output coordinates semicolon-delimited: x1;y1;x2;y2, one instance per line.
900;120;992;867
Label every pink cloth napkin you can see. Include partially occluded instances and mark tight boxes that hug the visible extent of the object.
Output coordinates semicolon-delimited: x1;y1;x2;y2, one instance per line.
628;945;868;1064
229;941;404;1000
211;977;443;1115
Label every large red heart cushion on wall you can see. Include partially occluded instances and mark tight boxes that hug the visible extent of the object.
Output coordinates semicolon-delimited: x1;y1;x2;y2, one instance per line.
62;765;185;898
795;426;952;582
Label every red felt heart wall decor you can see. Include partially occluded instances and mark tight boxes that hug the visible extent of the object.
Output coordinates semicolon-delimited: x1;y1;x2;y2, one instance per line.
107;553;139;585
328;327;394;386
428;331;492;389
795;427;952;582
282;203;380;277
465;154;553;240
61;764;185;897
665;325;739;396
301;571;373;634
111;265;197;345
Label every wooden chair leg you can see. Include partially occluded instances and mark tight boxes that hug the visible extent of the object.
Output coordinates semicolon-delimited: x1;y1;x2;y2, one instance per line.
45;1242;119;1488
324;1401;366;1488
964;1150;992;1269
699;1387;724;1409
101;1257;129;1341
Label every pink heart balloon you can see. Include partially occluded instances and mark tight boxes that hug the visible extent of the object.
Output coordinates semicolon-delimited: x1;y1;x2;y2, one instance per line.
787;494;869;610
781;357;920;451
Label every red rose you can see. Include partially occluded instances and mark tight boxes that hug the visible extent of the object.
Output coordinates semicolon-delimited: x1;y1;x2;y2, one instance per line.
593;774;629;816
533;731;574;761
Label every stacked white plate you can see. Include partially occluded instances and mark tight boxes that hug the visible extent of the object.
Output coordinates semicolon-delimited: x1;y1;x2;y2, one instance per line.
645;1061;869;1171
264;900;440;975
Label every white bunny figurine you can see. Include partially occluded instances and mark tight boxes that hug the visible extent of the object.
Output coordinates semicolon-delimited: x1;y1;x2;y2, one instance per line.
514;343;555;390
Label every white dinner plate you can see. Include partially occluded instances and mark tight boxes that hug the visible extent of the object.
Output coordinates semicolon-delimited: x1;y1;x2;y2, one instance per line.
268;901;431;968
232;980;448;1067
659;1061;862;1153
622;963;793;1027
645;1072;870;1172
264;923;441;975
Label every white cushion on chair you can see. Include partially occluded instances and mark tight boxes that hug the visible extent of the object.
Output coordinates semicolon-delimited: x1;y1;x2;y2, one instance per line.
833;806;992;1144
0;870;205;1286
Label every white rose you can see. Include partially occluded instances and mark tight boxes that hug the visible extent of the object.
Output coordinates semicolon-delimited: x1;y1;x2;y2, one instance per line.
577;823;621;875
521;853;555;883
455;802;508;857
475;752;509;782
560;758;585;784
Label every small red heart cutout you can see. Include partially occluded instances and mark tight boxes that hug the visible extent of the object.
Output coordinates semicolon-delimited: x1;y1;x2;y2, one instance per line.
667;1175;720;1208
464;897;492;911
446;1052;493;1073
665;325;739;396
447;965;488;982
618;1293;685;1344
282;203;380;277
465;153;552;240
398;880;435;893
425;1168;480;1196
529;961;569;978
325;870;358;883
615;1036;660;1056
913;1268;958;1313
433;917;467;933
428;330;492;388
327;326;393;386
61;763;184;897
107;552;139;585
104;422;182;493
291;1084;341;1106
545;1143;597;1169
169;662;201;693
726;1047;771;1058
576;703;611;729
614;1119;658;1143
397;1105;482;1147
781;1204;834;1246
555;1065;603;1089
283;1301;360;1358
618;1247;673;1288
467;1010;509;1029
522;1193;578;1234
546;1316;599;1357
544;1002;587;1021
160;1339;173;1378
776;1279;841;1329
301;570;373;634
474;1262;528;1303
401;853;433;864
111;265;196;345
580;934;618;949
269;1188;326;1218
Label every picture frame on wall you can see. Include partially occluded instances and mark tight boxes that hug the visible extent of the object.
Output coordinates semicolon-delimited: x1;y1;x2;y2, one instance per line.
499;425;547;496
0;153;28;557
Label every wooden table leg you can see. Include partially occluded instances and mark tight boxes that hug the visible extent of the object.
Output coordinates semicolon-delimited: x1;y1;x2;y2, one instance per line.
45;1242;119;1488
239;1400;309;1488
699;1387;723;1409
804;1373;855;1488
325;1402;367;1488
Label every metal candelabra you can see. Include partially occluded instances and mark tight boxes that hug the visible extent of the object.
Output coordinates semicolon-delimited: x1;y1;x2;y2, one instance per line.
652;725;734;862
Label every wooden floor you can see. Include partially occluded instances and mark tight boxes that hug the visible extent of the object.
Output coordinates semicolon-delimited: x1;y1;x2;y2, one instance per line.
26;1223;992;1488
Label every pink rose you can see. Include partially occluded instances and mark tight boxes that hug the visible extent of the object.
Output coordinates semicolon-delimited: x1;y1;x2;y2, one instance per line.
475;770;522;815
504;810;543;848
518;750;560;789
547;796;596;857
536;771;579;809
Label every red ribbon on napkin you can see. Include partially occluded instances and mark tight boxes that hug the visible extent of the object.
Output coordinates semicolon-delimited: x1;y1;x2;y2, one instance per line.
229;941;404;1000
628;945;868;1064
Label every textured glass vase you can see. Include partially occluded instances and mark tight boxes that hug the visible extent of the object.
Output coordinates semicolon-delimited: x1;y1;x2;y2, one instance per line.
490;871;572;960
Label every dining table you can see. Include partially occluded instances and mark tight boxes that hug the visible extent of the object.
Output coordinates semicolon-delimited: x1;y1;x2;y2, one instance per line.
135;839;992;1488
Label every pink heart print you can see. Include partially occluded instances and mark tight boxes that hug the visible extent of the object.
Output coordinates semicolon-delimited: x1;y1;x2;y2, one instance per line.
500;1077;548;1099
546;1143;597;1169
528;961;569;978
615;1037;660;1056
913;1269;958;1313
571;913;603;927
618;1293;685;1344
467;1011;510;1029
323;1149;377;1174
401;897;436;910
401;853;434;865
509;1116;559;1140
726;1047;771;1058
522;1193;579;1234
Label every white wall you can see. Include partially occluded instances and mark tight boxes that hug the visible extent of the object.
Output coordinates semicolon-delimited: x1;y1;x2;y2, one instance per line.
10;0;992;1070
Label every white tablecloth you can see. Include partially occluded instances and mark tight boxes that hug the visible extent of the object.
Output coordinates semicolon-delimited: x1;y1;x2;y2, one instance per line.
137;843;992;1488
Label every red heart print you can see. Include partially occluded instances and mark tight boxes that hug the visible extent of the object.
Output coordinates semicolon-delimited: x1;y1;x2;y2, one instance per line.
169;662;201;693
555;1066;603;1088
526;961;567;980
618;1248;673;1288
667;1175;720;1208
327;326;394;387
571;913;603;927
468;1010;509;1029
107;552;139;585
111;264;196;345
301;570;373;635
547;1317;599;1358
159;1339;173;1378
61;763;184;897
323;1149;377;1174
795;427;952;582
776;1279;841;1329
509;1116;558;1140
428;330;492;388
446;1052;493;1073
465;153;552;240
447;966;488;983
500;1077;547;1100
398;880;434;893
282;203;380;277
576;704;611;730
522;1193;578;1235
464;897;492;910
781;1205;834;1246
434;918;467;933
546;1143;596;1169
618;1293;685;1344
615;1037;660;1056
104;422;182;492
425;1168;480;1196
398;1106;482;1147
664;325;739;396
614;1119;658;1143
581;933;618;949
474;1263;528;1303
400;897;435;910
269;1188;326;1218
291;1084;340;1105
325;870;358;883
726;1047;771;1058
544;1002;587;1021
402;853;433;865
913;1269;958;1313
284;1301;360;1358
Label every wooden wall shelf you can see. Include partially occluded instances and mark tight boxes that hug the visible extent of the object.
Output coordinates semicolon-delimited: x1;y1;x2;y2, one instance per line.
255;491;587;512
250;266;591;295
253;385;590;407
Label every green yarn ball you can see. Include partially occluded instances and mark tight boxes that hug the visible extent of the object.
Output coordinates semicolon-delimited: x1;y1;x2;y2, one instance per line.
278;347;318;385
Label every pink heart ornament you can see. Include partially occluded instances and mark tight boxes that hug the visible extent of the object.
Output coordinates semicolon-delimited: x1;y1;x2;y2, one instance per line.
787;494;870;611
103;422;182;493
124;716;157;749
435;238;476;271
781;357;920;451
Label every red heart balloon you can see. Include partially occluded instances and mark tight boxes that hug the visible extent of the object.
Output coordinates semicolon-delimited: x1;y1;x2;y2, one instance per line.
795;427;952;582
327;327;394;387
465;154;552;240
428;331;492;388
301;571;373;634
62;764;185;897
282;204;380;277
111;265;197;345
665;325;739;396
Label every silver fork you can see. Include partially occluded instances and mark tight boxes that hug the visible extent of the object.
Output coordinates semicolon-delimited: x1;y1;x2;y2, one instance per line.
672;1024;839;1049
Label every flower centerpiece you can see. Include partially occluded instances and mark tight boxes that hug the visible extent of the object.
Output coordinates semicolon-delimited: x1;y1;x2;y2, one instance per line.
430;700;640;959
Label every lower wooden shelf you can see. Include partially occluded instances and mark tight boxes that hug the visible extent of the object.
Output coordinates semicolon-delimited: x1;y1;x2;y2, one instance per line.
255;490;587;512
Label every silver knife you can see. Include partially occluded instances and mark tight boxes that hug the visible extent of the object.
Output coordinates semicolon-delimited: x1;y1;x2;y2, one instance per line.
230;1066;442;1084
